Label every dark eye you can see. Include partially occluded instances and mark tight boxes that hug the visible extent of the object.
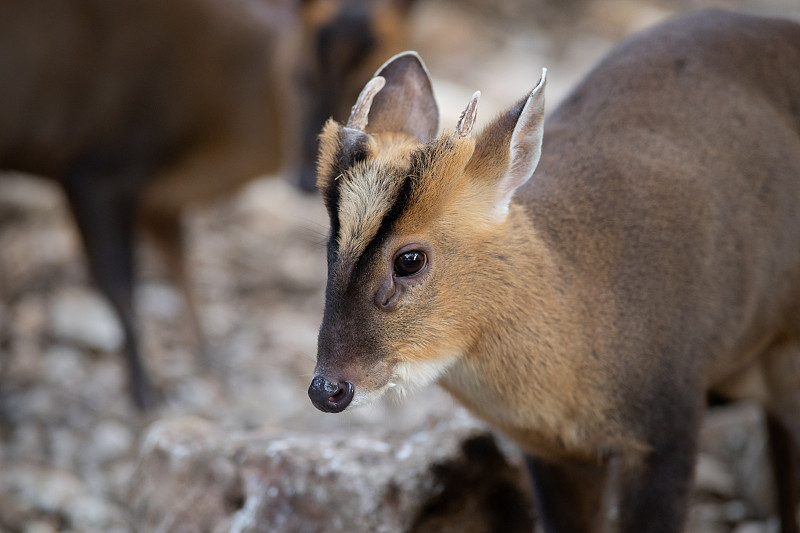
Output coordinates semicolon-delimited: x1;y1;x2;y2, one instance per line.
394;251;427;277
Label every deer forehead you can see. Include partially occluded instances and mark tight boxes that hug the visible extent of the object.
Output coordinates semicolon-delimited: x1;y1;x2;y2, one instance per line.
336;166;403;263
333;134;474;264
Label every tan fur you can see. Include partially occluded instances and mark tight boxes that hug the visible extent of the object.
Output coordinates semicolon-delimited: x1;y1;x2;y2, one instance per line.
313;10;800;532
318;125;627;461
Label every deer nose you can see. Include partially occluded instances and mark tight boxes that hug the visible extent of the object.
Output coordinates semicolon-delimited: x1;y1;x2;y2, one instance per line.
308;375;355;413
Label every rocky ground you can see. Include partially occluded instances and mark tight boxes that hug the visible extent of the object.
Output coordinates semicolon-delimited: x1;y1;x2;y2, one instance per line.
2;1;800;532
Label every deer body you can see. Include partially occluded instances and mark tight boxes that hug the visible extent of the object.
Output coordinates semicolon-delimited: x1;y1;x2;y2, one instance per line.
309;10;800;532
0;0;414;409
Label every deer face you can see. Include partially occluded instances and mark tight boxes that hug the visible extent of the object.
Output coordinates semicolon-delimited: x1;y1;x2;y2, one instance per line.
309;52;546;413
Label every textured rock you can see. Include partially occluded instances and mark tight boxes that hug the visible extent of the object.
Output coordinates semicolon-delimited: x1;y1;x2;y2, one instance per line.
694;454;737;498
699;403;776;517
130;412;535;533
0;463;129;532
129;403;797;533
732;520;779;533
48;287;124;352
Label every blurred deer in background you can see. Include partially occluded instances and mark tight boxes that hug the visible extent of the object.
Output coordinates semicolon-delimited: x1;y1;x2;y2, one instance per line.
0;0;416;410
308;10;800;532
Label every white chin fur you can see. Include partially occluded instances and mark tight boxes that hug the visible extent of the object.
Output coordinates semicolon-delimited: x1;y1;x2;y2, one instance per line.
349;353;460;408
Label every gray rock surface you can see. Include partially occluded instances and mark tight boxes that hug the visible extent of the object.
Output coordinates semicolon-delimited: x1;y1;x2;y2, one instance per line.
130;413;535;533
128;402;795;533
48;287;124;353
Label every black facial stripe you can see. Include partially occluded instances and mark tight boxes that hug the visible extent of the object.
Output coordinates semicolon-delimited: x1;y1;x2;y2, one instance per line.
323;128;370;253
323;176;342;258
347;146;429;291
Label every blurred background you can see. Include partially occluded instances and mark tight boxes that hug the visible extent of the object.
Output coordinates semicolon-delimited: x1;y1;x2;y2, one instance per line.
1;0;799;531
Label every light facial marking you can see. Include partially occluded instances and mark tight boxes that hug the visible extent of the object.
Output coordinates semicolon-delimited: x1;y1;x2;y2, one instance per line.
348;351;461;408
334;138;415;265
390;353;461;396
336;163;398;264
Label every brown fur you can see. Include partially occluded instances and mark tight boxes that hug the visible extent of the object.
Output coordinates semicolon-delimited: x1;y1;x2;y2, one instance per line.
293;0;417;190
311;11;800;532
0;0;415;409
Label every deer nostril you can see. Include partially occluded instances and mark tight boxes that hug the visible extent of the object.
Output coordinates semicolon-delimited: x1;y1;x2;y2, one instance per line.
308;376;355;413
329;387;346;403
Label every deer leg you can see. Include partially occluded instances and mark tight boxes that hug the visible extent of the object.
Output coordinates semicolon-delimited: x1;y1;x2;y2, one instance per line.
61;172;157;411
526;454;610;533
140;207;211;367
763;340;800;533
614;405;702;533
766;414;800;533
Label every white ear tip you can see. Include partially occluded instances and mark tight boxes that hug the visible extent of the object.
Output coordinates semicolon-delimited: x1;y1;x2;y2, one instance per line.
536;68;548;91
373;50;434;84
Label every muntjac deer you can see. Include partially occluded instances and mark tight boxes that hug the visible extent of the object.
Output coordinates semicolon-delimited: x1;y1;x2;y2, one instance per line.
308;10;800;532
0;0;415;410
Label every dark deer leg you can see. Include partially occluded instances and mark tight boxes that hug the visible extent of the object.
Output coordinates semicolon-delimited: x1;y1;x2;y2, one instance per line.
61;170;157;411
526;454;610;533
767;413;800;533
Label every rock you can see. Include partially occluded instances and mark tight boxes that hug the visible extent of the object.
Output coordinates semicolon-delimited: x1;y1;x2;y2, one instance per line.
0;174;63;213
67;493;128;532
137;282;184;321
722;500;752;523
694;454;737;498
23;521;59;533
10;294;48;338
130;412;535;533
700;403;776;517
0;463;131;532
43;346;89;387
90;420;135;464
48;287;123;353
731;521;774;533
2;295;48;384
0;464;83;525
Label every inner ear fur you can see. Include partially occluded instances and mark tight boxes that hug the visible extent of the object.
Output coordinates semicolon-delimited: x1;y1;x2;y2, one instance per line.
465;70;546;217
365;51;439;142
465;97;526;182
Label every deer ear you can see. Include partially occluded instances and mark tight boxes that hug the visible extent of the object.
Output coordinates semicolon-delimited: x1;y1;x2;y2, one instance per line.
363;51;439;142
470;69;547;219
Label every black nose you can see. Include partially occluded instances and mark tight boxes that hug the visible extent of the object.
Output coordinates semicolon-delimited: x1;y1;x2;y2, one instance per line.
308;375;354;413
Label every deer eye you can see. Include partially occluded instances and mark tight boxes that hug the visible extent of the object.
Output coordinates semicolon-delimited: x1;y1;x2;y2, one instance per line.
394;251;427;277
